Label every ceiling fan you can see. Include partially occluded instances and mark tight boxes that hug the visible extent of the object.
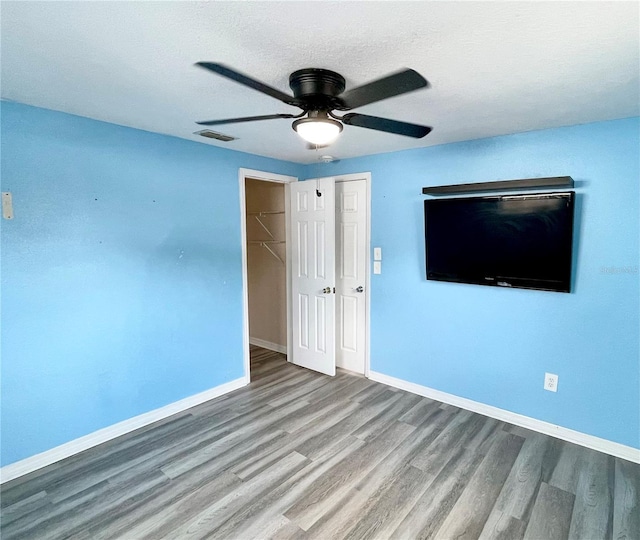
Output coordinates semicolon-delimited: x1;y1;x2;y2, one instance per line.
195;63;433;146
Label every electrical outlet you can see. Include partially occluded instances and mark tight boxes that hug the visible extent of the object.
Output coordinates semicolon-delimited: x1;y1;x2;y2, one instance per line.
544;372;558;392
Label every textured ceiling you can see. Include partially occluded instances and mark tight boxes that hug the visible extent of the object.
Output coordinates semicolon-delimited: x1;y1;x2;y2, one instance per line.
1;1;638;164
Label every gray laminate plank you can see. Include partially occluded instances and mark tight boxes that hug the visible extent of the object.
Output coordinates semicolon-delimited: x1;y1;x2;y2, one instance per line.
221;372;316;416
203;436;365;540
40;410;245;504
231;401;361;480
464;417;504;455
349;382;389;404
266;375;337;408
433;432;525;540
391;435;488;539
1;463;65;508
283;420;415;531
409;409;482;472
93;469;242;540
269;377;369;436
350;391;421;441
194;370;309;416
397;396;438;426
0;414;196;507
302;487;371;540
163;451;310;540
277;397;358;435
4;469;170;540
269;518;309;540
548;440;584;494
156;399;318;480
293;399;394;461
355;406;458;498
319;407;459;538
298;372;364;405
524;482;576;540
356;387;399;408
613;458;640;540
478;511;527;540
568;448;614;540
2;480;111;539
41;402;268;500
342;463;434;540
0;490;50;527
480;431;553;537
205;398;306;437
243;514;294;540
507;424;539;440
160;426;287;479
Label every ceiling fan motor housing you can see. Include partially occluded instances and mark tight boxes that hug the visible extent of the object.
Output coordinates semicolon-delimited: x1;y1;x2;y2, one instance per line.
289;68;346;110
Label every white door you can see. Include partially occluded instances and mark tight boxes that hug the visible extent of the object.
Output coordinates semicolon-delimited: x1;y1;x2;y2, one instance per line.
289;178;336;376
335;179;368;374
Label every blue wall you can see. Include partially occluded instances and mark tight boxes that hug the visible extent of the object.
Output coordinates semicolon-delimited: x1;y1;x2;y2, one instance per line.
306;117;640;450
0;101;302;466
2;101;638;467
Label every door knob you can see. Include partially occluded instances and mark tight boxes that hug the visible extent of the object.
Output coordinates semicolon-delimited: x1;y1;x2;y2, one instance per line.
355;286;364;293
322;287;332;294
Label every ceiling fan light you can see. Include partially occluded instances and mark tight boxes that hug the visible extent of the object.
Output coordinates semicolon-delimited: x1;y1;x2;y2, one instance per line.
293;117;343;145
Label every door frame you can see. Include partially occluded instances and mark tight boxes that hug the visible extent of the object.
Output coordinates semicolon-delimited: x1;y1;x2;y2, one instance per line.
309;172;372;377
239;168;298;383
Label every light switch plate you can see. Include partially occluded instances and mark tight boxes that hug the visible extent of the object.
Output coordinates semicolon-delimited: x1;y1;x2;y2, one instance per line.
374;247;382;261
2;192;13;220
373;261;382;274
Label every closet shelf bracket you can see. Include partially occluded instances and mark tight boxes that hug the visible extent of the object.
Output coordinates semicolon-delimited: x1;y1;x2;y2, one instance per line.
248;241;285;264
254;215;275;240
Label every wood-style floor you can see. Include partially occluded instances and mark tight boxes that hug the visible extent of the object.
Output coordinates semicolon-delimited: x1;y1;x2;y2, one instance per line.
1;347;638;540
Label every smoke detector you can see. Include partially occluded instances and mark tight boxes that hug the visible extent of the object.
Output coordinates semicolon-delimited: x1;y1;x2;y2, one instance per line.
319;155;335;163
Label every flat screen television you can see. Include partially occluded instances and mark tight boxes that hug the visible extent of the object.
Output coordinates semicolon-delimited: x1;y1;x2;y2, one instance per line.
424;191;575;292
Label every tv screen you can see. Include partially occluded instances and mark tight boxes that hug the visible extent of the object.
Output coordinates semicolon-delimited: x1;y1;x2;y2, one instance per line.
424;192;575;292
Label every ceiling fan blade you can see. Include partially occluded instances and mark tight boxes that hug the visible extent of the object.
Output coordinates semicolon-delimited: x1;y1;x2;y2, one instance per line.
337;69;429;110
196;62;302;107
196;113;299;126
341;113;432;138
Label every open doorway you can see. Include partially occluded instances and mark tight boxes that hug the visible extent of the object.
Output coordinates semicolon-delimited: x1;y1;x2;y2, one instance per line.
245;178;286;352
239;169;297;383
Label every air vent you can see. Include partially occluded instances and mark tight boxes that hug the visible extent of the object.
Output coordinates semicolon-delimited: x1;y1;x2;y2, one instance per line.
194;129;237;142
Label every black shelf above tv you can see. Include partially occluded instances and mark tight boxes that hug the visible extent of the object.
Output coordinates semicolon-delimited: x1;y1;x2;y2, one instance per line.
422;176;574;195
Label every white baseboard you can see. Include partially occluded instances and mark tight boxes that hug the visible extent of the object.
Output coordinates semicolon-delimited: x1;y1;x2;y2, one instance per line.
369;370;640;464
249;337;287;355
0;377;248;484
